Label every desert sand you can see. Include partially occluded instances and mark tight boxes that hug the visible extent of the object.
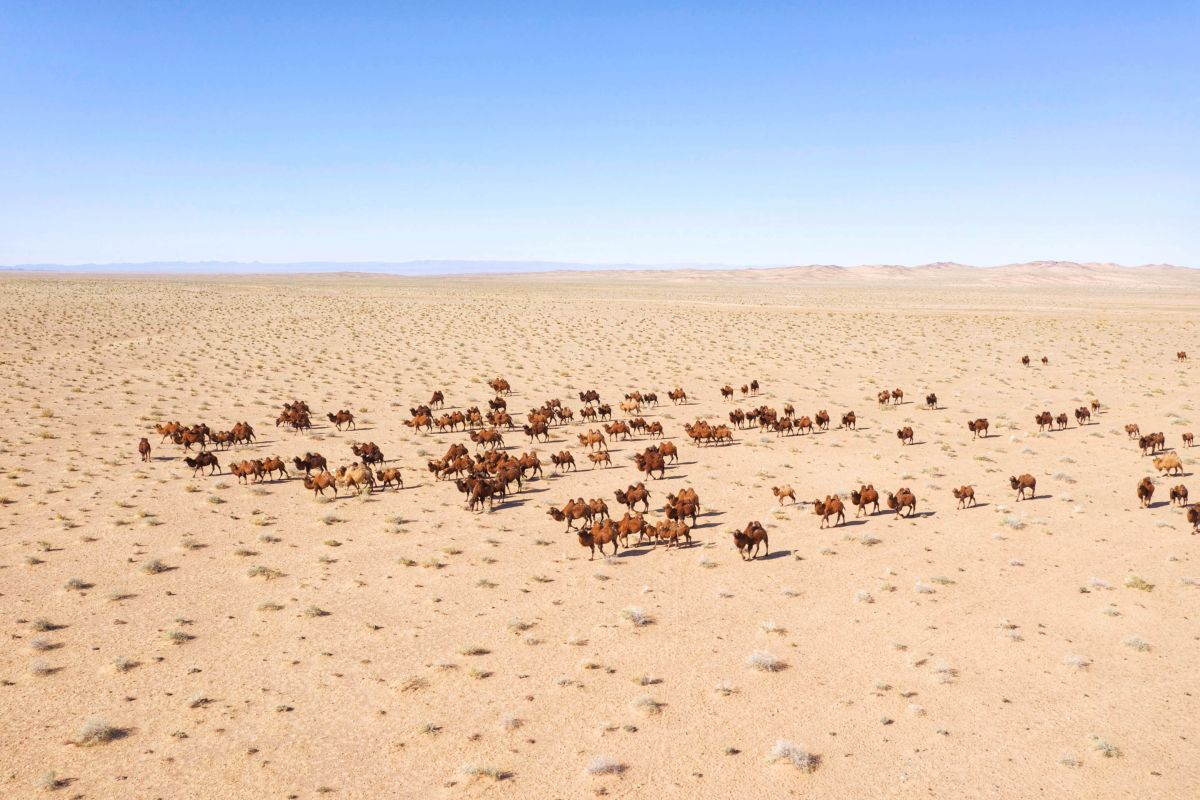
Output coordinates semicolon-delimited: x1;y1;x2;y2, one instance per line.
1;269;1199;799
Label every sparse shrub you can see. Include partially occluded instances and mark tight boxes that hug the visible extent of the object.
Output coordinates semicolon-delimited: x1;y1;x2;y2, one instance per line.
1123;574;1153;592
747;650;785;672
632;694;664;714
75;718;123;746
622;607;651;626
767;740;819;773
141;558;168;575
585;755;625;775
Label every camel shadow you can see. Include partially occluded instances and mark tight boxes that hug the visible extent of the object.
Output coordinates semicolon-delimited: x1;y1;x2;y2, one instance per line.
757;549;793;560
617;547;654;558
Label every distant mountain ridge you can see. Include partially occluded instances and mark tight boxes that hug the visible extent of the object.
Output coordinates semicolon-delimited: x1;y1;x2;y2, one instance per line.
1;259;1195;286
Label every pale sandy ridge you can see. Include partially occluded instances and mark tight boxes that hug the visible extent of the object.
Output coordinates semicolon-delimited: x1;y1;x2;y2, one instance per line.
0;274;1198;799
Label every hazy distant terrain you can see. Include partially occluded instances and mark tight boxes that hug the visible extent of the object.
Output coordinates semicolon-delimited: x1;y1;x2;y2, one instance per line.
3;260;1196;287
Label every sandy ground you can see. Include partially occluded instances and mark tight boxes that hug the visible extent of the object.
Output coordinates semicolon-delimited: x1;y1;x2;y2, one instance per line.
1;271;1199;799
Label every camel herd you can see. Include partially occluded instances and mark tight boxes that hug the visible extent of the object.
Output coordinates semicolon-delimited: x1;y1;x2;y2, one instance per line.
143;368;1199;566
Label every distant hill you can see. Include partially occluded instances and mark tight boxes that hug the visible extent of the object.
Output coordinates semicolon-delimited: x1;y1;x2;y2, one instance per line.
2;259;1195;287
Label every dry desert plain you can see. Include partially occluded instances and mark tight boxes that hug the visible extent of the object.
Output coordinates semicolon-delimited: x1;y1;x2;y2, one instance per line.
2;267;1200;799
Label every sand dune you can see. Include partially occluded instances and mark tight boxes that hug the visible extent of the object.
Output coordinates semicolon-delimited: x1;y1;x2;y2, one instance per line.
1;272;1198;798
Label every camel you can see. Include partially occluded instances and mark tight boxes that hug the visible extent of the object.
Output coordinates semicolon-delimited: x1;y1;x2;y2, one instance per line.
1153;452;1184;476
733;521;769;560
404;414;433;432
1021;355;1030;366
292;453;327;475
578;389;600;405
375;467;404;490
154;421;183;443
260;457;288;480
137;438;151;462
232;421;256;445
926;393;937;410
615;483;651;512
604;420;632;441
877;390;891;406
1010;474;1037;501
1035;411;1053;431
646;421;664;438
1169;485;1188;506
815;410;830;430
771;485;796;505
351;441;384;466
1041;356;1049;365
517;451;542;479
1183;433;1194;447
588;451;612;469
1055;413;1069;431
896;426;914;445
796;416;814;435
209;430;235;449
813;495;845;528
550;451;576;472
635;448;666;480
184;452;220;476
303;471;337;497
522;421;551;443
616;512;648;547
967;418;989;439
1074;407;1091;425
1136;477;1155;508
663;494;699;528
469;429;504;451
952;485;976;509
548;499;592;531
891;388;904;404
721;385;735;401
652;518;691;550
668;388;687;405
886;488;917;518
335;463;375;495
172;429;206;451
229;459;264;484
850;484;880;516
657;441;679;463
488;377;512;395
1178;351;1188;362
1140;432;1166;456
1188;504;1200;532
326;410;356;431
577;430;607;451
1125;423;1141;439
841;411;857;430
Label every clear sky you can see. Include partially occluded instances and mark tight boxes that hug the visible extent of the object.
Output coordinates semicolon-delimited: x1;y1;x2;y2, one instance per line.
1;1;1196;267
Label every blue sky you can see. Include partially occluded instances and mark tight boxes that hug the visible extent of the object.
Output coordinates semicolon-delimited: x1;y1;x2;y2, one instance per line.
1;1;1196;267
